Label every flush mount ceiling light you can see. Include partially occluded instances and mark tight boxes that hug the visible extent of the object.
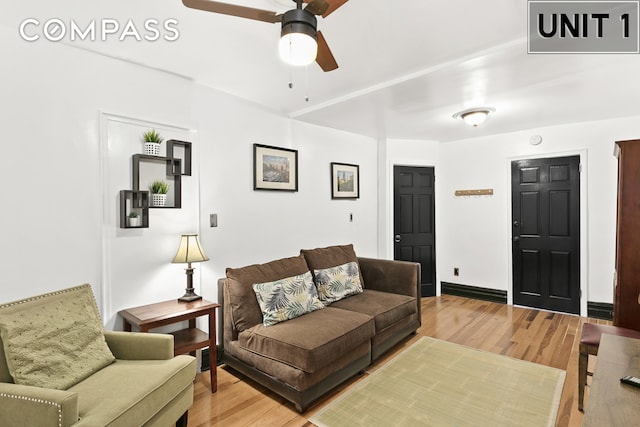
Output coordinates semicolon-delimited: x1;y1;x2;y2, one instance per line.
279;4;318;66
452;107;496;127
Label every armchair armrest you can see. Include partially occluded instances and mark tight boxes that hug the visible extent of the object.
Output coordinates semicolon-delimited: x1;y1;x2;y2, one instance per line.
358;257;421;298
0;382;78;427
104;331;174;360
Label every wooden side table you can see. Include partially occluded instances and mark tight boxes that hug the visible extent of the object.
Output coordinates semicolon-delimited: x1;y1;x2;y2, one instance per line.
119;299;220;393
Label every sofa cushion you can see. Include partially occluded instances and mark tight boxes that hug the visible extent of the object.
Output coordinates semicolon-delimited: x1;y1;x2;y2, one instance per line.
0;284;115;390
226;339;371;392
238;307;374;373
68;355;196;426
253;271;325;326
226;255;310;332
301;244;365;287
330;289;416;332
314;261;363;305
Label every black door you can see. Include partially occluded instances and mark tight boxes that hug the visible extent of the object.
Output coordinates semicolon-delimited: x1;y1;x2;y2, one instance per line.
511;156;580;314
394;166;436;297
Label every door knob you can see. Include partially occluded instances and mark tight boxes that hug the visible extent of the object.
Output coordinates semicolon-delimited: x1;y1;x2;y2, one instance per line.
394;235;401;243
513;220;519;227
513;236;520;242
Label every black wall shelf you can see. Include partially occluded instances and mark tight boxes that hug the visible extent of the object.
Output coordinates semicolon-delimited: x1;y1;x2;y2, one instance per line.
119;139;192;228
167;140;192;176
132;154;182;209
120;190;150;228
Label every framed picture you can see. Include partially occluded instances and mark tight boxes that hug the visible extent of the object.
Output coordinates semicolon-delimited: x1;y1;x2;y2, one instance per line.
253;144;298;191
331;162;360;199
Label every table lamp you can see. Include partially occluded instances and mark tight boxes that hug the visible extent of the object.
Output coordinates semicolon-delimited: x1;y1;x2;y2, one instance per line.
172;234;209;302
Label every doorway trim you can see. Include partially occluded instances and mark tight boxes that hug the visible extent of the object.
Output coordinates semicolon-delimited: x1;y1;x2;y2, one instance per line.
505;149;588;316
386;159;440;294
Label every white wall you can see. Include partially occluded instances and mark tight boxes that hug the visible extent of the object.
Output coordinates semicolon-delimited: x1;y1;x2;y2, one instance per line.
435;117;640;306
192;91;379;303
1;27;102;303
0;25;378;331
0;25;199;329
3;19;636;328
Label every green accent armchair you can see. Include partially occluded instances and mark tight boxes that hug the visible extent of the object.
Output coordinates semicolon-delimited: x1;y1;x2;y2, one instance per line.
0;285;196;427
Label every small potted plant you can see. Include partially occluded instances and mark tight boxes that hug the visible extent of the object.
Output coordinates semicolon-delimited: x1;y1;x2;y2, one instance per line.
150;180;169;207
127;211;141;227
142;129;163;156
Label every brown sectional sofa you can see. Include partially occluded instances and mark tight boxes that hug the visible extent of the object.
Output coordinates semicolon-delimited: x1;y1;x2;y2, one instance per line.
217;244;421;412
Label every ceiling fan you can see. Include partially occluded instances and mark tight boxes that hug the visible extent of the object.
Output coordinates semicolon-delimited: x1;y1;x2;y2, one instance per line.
182;0;349;71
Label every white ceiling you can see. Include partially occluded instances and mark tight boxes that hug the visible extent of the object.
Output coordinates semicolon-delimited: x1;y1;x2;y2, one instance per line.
8;0;640;141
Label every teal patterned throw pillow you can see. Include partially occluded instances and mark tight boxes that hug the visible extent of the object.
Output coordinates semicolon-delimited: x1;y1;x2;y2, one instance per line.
314;261;363;305
253;271;325;326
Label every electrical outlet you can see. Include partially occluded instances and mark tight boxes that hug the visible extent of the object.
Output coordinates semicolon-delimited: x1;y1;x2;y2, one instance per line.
454;267;459;276
210;214;218;227
349;213;353;222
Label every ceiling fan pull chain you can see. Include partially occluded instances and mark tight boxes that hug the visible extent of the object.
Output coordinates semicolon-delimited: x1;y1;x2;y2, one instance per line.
304;65;310;102
288;66;293;89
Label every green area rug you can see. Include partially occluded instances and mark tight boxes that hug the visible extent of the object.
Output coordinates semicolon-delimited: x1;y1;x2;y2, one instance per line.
310;337;565;427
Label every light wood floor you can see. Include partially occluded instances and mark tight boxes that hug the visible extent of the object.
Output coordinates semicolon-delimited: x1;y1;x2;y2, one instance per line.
188;294;610;426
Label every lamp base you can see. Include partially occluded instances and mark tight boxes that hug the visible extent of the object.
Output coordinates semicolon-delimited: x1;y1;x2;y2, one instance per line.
178;266;202;302
178;290;202;303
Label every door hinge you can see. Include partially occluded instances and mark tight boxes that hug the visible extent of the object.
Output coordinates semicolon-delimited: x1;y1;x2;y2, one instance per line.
579;163;582;173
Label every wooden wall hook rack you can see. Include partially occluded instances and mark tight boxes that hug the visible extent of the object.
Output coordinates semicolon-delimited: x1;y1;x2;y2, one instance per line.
455;189;494;197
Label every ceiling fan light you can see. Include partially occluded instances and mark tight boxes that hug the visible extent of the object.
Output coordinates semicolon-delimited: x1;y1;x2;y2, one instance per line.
279;8;318;66
452;107;496;127
279;31;318;66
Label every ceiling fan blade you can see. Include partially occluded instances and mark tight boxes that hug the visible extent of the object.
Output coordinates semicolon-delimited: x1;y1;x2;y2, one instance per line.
321;0;348;17
182;0;281;23
316;31;338;72
304;0;329;16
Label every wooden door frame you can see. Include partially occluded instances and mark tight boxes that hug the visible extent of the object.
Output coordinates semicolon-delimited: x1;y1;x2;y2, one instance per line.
505;149;588;316
386;160;439;293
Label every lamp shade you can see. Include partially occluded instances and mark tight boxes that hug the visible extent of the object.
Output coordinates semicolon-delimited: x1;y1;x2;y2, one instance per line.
279;8;318;66
172;234;209;264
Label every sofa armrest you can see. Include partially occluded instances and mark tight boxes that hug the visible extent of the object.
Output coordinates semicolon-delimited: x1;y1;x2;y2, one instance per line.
104;331;174;360
358;257;421;298
0;382;78;427
359;257;422;324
